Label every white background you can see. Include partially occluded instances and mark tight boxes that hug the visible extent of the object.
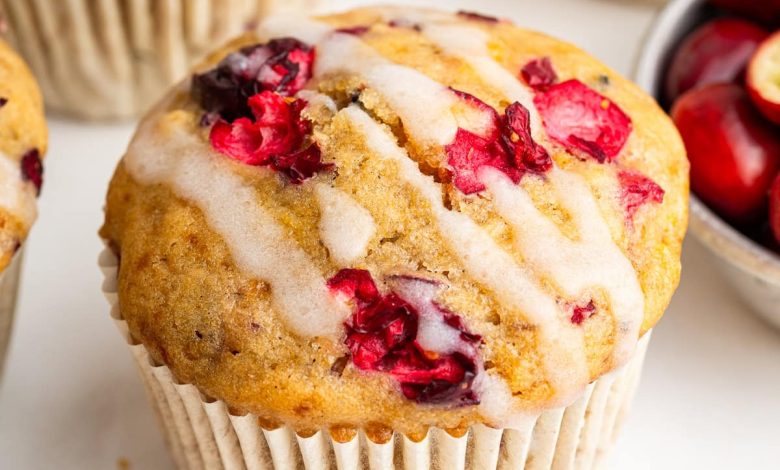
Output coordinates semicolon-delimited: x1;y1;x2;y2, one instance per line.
1;0;779;468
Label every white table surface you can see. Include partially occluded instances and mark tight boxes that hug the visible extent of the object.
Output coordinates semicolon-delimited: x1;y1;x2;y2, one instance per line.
1;0;779;469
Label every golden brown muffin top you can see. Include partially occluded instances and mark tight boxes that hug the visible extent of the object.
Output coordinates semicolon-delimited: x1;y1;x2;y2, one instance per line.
101;7;688;436
0;38;47;272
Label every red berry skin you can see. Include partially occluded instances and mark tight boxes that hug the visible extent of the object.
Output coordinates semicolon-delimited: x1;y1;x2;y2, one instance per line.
710;0;780;26
672;84;780;224
534;80;632;163
746;31;780;125
770;174;780;245
665;19;768;105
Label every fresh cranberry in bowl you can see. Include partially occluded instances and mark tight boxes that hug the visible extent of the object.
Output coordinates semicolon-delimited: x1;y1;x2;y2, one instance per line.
664;18;768;105
671;83;780;225
636;0;780;330
746;31;780;125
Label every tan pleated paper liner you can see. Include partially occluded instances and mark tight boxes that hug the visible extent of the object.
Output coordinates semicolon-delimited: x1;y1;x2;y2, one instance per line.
0;0;321;120
0;250;23;381
100;246;650;470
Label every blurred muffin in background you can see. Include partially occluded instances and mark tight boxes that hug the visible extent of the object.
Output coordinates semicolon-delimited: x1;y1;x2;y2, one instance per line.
0;38;47;380
0;0;321;120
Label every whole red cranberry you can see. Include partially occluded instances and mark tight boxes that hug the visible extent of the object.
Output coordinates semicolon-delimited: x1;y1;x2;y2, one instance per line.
665;19;768;105
672;84;780;225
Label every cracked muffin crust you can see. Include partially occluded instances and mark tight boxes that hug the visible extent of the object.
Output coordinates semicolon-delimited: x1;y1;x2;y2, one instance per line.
100;7;688;438
0;38;47;273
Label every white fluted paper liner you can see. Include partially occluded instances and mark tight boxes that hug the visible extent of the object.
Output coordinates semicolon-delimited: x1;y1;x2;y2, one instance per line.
99;246;650;469
0;0;323;120
0;249;23;381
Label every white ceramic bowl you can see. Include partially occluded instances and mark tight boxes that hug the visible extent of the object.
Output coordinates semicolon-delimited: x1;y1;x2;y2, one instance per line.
635;0;780;328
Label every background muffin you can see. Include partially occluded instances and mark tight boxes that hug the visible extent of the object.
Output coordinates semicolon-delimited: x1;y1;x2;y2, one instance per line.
0;37;47;379
101;7;687;468
0;0;321;120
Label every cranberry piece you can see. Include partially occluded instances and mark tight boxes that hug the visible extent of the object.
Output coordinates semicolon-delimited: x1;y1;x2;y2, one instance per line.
618;170;665;220
770;174;780;245
335;26;370;36
445;90;551;194
192;38;315;121
327;268;381;303
210;91;303;164
449;88;501;140
270;144;332;184
534;79;632;163
210;118;265;164
502;102;552;173
446;89;514;194
0;97;7;108
520;57;558;91
446;128;520;195
570;300;596;325
672;84;780;224
20;149;43;196
209;91;330;182
457;10;499;23
329;269;481;405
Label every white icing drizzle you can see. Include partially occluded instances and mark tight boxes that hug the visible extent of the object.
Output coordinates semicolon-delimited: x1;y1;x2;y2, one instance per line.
297;89;338;114
344;105;589;405
480;168;644;364
0;152;37;227
124;114;349;338
371;7;541;135
316;33;462;145
474;371;539;429
419;23;542;137
314;183;375;265
388;277;465;355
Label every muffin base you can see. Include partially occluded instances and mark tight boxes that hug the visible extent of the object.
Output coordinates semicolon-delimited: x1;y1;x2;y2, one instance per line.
0;249;23;382
100;246;650;470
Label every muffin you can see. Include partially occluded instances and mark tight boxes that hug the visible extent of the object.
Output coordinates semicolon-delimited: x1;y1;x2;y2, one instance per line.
0;38;47;379
0;0;321;120
99;7;688;469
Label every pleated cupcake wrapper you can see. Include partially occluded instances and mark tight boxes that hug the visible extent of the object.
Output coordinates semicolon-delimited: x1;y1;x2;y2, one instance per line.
0;249;23;382
100;246;650;470
0;0;322;120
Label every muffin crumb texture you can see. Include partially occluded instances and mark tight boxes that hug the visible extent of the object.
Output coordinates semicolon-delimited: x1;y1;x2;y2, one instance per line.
101;7;688;435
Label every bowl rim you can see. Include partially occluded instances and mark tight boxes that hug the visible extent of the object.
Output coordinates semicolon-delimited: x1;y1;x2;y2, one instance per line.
634;0;780;283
